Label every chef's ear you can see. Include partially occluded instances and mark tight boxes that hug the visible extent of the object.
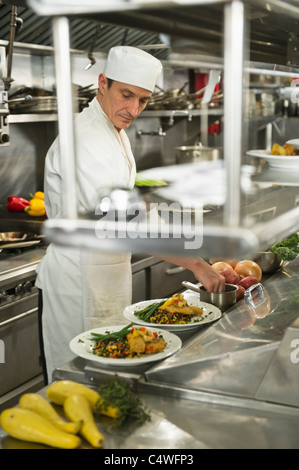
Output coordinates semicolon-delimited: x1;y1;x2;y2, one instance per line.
98;73;108;93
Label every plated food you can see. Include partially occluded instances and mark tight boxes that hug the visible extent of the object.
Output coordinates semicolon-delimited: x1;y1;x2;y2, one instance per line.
270;143;299;156
69;324;182;366
91;323;167;359
246;148;299;168
247;140;299;169
133;293;203;325
123;292;222;331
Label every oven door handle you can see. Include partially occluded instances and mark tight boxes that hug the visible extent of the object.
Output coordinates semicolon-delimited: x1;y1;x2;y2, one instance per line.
0;307;37;328
165;266;186;275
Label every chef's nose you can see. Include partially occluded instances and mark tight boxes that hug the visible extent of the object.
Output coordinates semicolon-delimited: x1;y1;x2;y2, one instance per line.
127;98;139;118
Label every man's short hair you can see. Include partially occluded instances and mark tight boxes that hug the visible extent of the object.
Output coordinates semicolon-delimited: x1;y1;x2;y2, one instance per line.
107;78;114;89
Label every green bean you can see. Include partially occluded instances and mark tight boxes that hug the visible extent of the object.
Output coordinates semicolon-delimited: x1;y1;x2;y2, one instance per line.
90;323;134;342
134;301;165;321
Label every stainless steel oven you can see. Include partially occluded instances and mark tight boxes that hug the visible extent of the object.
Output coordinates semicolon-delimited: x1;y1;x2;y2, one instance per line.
0;246;47;410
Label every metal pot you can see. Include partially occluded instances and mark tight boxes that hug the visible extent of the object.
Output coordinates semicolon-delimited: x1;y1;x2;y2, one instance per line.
254;252;283;273
175;143;222;164
199;283;238;311
182;281;237;311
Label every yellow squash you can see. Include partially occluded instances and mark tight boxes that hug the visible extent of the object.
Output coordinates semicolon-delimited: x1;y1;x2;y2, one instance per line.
46;380;120;418
19;393;82;434
0;408;81;449
64;394;105;448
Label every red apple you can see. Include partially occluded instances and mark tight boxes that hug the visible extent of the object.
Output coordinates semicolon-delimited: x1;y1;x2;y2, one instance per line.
219;267;240;285
236;284;245;300
238;275;259;290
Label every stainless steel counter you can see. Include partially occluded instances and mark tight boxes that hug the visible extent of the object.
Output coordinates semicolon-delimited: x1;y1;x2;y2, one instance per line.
1;257;299;449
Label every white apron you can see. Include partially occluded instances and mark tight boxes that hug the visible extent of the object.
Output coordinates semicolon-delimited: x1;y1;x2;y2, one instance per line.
36;98;136;380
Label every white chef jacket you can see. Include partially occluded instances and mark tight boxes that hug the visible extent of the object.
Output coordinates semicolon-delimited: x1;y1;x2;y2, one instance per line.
36;97;136;380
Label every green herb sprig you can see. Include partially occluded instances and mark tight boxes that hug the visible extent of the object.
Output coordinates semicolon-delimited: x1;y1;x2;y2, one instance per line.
95;375;151;427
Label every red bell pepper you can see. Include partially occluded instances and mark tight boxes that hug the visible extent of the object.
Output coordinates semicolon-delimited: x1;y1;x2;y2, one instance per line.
7;196;30;211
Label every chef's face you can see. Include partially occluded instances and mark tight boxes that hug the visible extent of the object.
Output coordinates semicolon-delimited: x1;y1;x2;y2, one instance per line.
97;74;152;131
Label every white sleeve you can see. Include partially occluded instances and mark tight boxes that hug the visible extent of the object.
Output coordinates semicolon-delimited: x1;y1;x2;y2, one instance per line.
74;120;129;214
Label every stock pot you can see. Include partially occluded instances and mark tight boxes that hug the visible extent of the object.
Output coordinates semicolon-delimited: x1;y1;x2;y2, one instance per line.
175;143;222;164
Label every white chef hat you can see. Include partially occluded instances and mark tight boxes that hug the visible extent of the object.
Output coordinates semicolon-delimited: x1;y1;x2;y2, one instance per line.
104;46;162;93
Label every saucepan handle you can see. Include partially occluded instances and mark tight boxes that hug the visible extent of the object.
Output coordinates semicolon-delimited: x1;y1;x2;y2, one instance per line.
181;281;201;293
244;282;265;308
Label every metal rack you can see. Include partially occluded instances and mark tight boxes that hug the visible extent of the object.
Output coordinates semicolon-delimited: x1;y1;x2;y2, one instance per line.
27;0;299;258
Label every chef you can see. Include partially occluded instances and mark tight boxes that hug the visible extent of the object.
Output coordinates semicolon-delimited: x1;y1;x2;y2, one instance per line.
36;46;225;383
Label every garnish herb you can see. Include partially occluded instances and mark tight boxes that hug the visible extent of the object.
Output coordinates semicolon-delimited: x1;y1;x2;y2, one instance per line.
95;375;151;427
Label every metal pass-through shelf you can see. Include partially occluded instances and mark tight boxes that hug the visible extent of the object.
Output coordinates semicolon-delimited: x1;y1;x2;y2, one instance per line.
27;0;299;259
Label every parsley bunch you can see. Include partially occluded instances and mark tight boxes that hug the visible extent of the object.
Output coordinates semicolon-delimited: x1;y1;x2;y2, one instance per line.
270;233;299;261
95;375;151;427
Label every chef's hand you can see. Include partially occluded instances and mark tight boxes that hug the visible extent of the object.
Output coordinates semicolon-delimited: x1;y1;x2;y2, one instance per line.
192;259;225;292
158;256;225;292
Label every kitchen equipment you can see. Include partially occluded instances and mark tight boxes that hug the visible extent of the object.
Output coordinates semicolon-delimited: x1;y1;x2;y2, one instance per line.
0;246;47;410
175;142;222;164
244;282;270;320
97;187;146;221
182;281;237;310
147;83;189;110
0;233;41;250
254;251;283;273
0;232;37;243
9;96;57;113
147;86;223;110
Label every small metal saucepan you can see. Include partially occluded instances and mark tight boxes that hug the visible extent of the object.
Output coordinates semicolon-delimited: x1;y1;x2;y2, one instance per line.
175;142;222;164
182;281;238;311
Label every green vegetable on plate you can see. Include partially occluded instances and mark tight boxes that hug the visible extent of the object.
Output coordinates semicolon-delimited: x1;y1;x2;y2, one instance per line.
134;301;165;322
135;174;167;187
90;323;134;342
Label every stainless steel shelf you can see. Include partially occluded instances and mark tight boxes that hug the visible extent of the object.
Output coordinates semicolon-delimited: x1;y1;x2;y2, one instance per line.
7;108;223;123
41;198;299;260
8;114;58;123
141;108;223;117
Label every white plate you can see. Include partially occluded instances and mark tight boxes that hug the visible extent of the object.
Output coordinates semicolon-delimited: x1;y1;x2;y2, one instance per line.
286;139;299;146
246;149;299;168
123;292;222;332
69;325;182;366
